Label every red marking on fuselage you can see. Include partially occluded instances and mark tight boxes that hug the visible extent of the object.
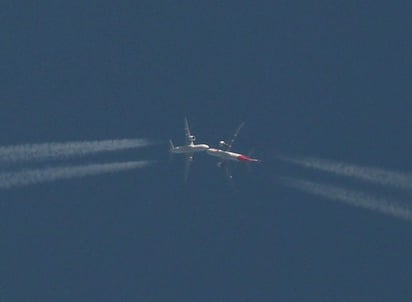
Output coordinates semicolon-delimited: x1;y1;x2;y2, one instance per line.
237;155;252;162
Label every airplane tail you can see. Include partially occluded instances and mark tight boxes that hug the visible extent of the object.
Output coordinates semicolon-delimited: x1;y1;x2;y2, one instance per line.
246;149;261;171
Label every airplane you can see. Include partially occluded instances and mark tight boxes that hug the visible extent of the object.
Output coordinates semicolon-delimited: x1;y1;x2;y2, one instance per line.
169;117;210;182
206;122;260;185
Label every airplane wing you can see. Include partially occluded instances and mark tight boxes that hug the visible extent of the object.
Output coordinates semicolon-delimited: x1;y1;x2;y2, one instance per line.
184;117;193;145
183;152;194;183
225;122;245;151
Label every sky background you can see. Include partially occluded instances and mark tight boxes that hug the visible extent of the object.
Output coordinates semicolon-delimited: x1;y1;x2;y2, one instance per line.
1;1;412;301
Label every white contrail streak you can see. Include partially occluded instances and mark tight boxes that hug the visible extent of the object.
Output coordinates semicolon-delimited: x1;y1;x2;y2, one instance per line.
276;154;412;192
0;160;154;189
280;176;412;221
0;139;152;164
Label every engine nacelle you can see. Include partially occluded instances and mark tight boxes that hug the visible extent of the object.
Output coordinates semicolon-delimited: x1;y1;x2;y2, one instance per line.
190;135;196;142
219;140;226;147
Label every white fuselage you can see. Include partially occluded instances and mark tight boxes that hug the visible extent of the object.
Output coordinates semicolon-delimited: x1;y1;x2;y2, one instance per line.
171;144;210;154
206;148;242;161
206;148;260;162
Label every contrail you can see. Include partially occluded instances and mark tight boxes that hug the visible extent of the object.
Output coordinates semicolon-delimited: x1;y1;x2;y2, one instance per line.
276;154;412;192
279;176;412;221
0;139;152;164
0;160;154;189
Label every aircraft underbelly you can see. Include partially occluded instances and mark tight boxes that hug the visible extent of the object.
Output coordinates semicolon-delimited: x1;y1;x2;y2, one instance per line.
206;149;235;159
173;145;208;154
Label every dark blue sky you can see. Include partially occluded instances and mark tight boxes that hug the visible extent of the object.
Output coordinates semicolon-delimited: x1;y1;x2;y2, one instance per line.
2;1;412;301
